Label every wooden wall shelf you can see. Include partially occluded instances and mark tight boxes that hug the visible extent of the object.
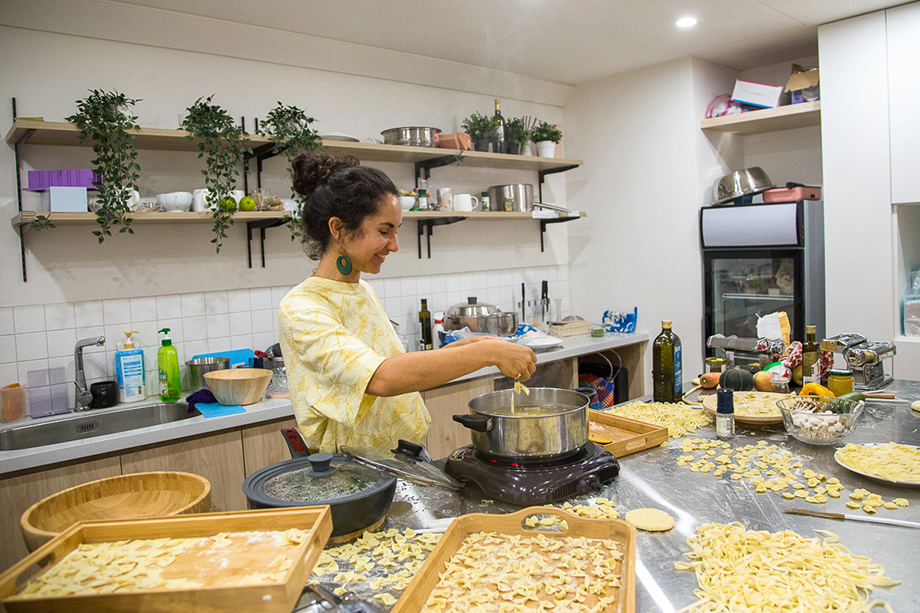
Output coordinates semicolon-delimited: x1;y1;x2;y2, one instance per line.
699;101;821;135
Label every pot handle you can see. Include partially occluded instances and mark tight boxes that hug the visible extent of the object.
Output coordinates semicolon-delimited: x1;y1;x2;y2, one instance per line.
452;414;492;432
574;385;597;401
281;428;310;459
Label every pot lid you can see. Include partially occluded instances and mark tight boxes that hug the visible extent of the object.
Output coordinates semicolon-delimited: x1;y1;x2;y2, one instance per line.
257;453;389;504
447;296;498;318
342;444;463;490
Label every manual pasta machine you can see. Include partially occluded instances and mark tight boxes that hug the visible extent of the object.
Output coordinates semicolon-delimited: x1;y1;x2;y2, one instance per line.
820;333;897;391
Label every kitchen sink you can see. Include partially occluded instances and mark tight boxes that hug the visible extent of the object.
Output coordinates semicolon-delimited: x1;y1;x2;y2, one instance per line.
0;402;200;451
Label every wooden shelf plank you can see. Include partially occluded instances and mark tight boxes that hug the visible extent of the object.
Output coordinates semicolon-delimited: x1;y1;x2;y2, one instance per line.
11;210;585;229
6;120;582;171
699;100;821;135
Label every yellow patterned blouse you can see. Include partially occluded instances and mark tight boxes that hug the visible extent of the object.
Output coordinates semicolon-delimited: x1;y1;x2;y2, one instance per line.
278;277;430;452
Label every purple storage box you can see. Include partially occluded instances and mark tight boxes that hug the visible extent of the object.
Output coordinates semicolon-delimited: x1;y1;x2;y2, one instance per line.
26;169;99;191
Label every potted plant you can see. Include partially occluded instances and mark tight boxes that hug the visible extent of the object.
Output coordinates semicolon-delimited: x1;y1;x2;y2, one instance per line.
66;89;142;241
461;112;499;152
531;120;563;158
505;117;531;155
181;95;251;253
256;102;323;241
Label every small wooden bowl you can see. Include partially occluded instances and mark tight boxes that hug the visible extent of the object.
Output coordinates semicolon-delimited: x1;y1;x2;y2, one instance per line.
21;471;211;552
204;368;273;405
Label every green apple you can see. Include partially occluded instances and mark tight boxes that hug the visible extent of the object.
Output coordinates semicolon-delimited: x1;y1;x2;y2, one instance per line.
239;196;256;212
219;196;237;212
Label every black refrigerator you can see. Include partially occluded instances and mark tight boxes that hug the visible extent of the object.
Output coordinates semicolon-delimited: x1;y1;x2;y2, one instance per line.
700;200;825;361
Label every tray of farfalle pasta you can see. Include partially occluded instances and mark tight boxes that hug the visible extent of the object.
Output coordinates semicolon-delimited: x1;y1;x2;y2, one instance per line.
391;506;636;613
0;507;332;613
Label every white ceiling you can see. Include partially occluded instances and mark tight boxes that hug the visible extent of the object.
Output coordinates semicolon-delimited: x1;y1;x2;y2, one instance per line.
115;0;907;85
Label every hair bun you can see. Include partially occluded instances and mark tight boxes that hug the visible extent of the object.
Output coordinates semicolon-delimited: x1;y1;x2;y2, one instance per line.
292;153;360;200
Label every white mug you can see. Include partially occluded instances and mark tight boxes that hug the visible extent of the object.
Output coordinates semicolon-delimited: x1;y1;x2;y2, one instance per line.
230;190;245;204
192;188;211;212
452;193;479;212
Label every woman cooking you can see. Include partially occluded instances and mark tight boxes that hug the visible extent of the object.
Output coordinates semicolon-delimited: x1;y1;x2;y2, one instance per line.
278;153;538;453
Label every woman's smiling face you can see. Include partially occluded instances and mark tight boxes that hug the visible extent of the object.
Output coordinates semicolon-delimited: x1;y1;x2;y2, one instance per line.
346;194;401;275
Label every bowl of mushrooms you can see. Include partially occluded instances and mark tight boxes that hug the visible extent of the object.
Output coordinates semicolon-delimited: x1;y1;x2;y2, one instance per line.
776;395;865;445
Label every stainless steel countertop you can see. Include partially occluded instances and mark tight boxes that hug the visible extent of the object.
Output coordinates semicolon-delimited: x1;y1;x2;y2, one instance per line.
320;379;920;612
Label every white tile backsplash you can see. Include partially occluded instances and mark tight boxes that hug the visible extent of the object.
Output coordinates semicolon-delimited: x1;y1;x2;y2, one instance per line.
4;265;569;406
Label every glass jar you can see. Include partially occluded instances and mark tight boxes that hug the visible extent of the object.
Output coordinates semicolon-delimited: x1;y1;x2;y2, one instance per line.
705;357;727;373
827;369;855;396
770;375;791;394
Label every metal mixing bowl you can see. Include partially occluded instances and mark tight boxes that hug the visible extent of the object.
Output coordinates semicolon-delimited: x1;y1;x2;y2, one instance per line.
186;357;230;390
380;127;441;147
714;167;774;204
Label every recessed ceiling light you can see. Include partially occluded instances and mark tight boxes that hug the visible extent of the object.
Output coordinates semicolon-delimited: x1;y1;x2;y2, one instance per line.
676;16;698;28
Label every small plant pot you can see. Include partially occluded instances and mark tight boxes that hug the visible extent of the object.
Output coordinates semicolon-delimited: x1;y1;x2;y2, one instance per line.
506;142;520;155
474;138;492;152
536;140;557;158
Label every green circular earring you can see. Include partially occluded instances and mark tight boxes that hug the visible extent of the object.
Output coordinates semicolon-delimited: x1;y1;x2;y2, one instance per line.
336;248;353;275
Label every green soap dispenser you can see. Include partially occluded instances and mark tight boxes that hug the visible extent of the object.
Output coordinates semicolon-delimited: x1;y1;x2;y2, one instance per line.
157;328;181;401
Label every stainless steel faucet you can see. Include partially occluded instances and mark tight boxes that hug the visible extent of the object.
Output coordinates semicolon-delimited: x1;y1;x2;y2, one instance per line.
74;336;105;410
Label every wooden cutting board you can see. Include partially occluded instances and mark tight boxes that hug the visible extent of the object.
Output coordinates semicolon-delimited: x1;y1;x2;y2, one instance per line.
588;409;669;457
701;391;788;424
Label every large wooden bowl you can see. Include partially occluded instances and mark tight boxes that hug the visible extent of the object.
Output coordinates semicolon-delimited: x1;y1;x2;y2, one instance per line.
204;368;273;405
21;471;211;552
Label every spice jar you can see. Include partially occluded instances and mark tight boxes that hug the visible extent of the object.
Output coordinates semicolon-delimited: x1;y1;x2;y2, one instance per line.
827;369;855;396
705;357;727;373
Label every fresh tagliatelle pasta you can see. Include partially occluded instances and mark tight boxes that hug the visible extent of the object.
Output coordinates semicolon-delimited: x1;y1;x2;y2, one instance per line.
608;401;712;438
835;442;920;484
674;523;898;613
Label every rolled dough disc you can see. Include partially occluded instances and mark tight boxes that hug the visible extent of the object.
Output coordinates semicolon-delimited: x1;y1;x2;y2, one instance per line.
624;508;675;532
911;400;920;413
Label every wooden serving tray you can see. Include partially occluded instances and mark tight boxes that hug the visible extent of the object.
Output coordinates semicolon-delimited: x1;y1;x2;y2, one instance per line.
391;506;636;613
589;409;669;457
0;506;332;613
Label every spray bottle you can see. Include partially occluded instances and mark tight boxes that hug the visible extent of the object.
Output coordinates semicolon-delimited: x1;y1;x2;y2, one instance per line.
157;328;181;401
115;331;146;403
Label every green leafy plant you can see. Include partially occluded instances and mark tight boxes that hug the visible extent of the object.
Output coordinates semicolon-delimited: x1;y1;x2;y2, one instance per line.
461;112;499;141
506;117;530;145
181;95;251;253
30;214;56;232
256;102;323;241
531;120;563;144
66;90;141;241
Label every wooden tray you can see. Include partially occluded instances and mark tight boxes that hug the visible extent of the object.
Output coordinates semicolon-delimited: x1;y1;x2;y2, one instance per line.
0;506;332;613
701;391;787;425
391;506;636;613
589;409;669;457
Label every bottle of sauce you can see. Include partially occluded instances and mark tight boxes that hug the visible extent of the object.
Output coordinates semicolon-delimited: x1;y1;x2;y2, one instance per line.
716;388;735;440
418;299;433;351
492;99;506;154
652;320;683;403
801;325;819;386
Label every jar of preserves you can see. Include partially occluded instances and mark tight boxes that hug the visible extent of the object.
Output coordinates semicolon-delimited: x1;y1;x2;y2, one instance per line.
827;369;855;396
705;357;727;373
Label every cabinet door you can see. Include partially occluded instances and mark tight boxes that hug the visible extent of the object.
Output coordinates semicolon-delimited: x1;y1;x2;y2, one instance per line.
241;418;298;478
121;431;246;512
421;377;493;460
0;457;122;572
889;3;920;204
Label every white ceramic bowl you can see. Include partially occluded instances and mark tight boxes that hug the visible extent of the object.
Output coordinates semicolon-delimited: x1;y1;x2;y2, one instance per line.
398;196;415;211
156;191;193;212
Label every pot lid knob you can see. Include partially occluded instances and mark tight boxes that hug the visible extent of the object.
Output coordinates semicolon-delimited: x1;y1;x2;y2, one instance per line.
306;452;337;477
467;296;477;304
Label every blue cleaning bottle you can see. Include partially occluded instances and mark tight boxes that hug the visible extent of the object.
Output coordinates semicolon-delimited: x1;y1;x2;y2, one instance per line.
115;331;146;403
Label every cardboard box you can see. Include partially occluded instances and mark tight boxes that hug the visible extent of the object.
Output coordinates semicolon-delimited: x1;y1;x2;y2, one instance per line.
731;79;784;109
785;68;820;104
42;186;88;212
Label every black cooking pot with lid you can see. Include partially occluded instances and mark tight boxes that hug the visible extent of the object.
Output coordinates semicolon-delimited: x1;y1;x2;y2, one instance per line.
242;430;397;539
453;387;595;461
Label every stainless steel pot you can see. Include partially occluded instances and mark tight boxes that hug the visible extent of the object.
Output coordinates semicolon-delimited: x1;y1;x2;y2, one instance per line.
487;184;534;212
714;167;774;204
453;387;592;460
444;297;517;334
380;126;441;148
186;357;230;390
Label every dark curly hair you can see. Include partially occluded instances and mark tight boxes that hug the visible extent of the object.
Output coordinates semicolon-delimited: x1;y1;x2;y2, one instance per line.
292;153;399;260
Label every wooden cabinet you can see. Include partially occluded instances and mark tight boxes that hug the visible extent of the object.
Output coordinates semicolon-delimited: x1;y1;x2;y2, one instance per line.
421;377;494;460
120;430;246;513
241;417;298;478
887;3;920;205
0;456;121;572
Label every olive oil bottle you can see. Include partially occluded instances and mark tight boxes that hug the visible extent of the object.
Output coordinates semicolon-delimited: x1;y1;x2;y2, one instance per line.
418;299;433;351
653;320;683;403
801;324;819;386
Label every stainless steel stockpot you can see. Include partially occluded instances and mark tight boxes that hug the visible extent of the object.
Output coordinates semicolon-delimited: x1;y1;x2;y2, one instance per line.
453;387;591;460
487;184;535;212
380;126;441;147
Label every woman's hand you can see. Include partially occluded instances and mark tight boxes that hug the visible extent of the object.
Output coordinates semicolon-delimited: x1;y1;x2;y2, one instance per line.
483;338;538;381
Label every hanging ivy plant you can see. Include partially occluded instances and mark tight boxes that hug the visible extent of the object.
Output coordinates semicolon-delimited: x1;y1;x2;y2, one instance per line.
256;102;323;241
65;90;141;242
181;95;250;253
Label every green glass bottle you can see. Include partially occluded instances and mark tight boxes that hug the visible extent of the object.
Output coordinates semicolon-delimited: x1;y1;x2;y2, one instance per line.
418;299;433;351
653;320;683;403
492;99;506;154
801;325;819;386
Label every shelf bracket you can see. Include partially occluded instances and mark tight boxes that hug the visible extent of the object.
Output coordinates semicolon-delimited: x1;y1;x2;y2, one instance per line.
416;216;465;258
415;154;464;186
12;97;32;282
537;164;579;203
539;216;581;252
246;217;288;268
